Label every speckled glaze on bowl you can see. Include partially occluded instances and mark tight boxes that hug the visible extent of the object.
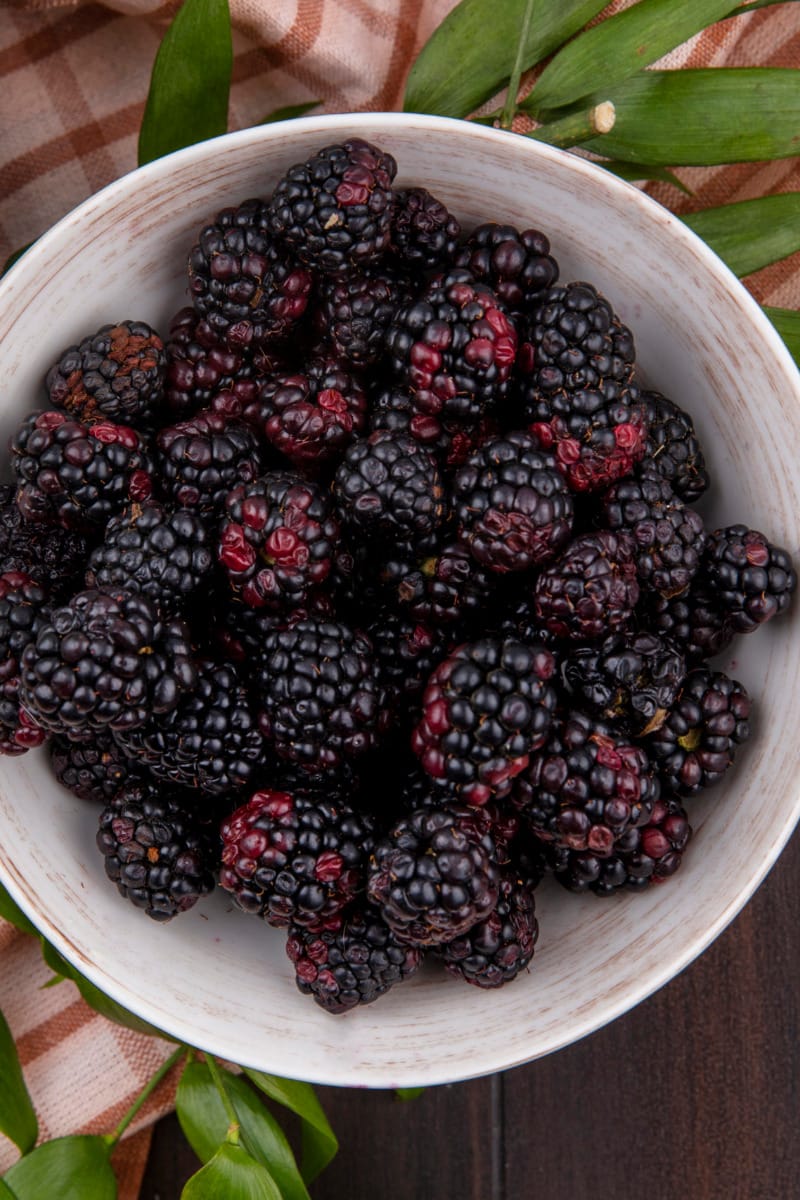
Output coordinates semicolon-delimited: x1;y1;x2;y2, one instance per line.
0;113;799;1088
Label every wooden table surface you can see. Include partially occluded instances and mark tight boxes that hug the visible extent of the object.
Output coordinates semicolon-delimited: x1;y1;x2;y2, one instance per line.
140;823;800;1200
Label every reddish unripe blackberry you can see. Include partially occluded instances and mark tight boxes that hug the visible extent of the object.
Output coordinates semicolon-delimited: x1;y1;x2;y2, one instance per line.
644;584;734;663
220;788;374;927
268;138;397;274
314;268;411;367
86;500;215;616
188;198;313;348
412;638;558;805
97;779;216;922
640;391;709;503
368;388;497;474
378;536;492;626
603;470;706;598
562;631;686;735
218;473;339;610
155;410;263;517
286;903;422;1014
255;619;390;774
367;804;501;946
534;530;639;641
333;431;445;544
0;485;88;601
438;867;538;988
20;588;197;736
11;410;153;532
453;431;574;573
386;269;518;422
163;307;260;420
643;668;751;796
260;357;367;470
46;320;165;430
0;571;49;755
515;711;659;854
388;187;461;270
50;733;139;804
454;223;558;311
703;524;796;633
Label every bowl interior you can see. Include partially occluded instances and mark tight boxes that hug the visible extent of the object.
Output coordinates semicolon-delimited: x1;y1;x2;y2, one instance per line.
0;114;799;1087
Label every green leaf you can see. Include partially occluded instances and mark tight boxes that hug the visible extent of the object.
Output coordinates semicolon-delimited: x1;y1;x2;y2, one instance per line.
260;101;320;124
39;939;165;1038
243;1070;337;1184
599;159;692;193
181;1142;282;1200
682;193;800;277
0;1179;18;1199
0;1008;37;1154
0;882;38;937
4;1136;116;1200
764;305;800;366
395;1087;425;1101
404;0;608;119
138;0;232;166
576;69;800;166
1;243;34;279
177;1062;310;1200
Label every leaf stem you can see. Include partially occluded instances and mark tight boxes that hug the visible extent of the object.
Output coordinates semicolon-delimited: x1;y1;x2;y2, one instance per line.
106;1045;186;1148
205;1055;241;1147
501;0;537;129
528;101;616;149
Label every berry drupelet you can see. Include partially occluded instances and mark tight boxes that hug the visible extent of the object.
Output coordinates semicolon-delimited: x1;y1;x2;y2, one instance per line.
0;484;88;601
45;320;165;429
438;866;538;988
454;223;558;311
388;187;461;270
155;410;263;518
534;530;640;641
50;733;139;804
314;267;411;368
562;631;686;736
640;391;709;503
333;431;445;545
703;524;796;633
260;357;367;470
0;571;49;755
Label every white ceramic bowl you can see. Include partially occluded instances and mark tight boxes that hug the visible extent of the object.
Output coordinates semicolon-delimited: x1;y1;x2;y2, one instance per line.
1;113;799;1088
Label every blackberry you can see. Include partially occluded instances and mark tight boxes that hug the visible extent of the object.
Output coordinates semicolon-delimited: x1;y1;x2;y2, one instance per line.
367;803;501;946
603;470;706;598
286;903;422;1014
20;588;197;736
333;431;445;544
453;431;574;573
163;307;259;420
314;267;411;367
369;388;457;460
412;638;558;805
514;711;659;854
219;788;373;927
388;187;461;270
97;779;216;922
86;500;215;616
645;584;734;662
367;611;457;707
454;223;558;311
703;524;797;633
378;537;493;626
218;473;339;611
155;411;263;517
188;198;313;348
386;269;518;422
260;357;367;470
0;485;88;600
11;410;153;532
254;619;390;774
268;138;397;274
640;391;709;503
562;631;686;735
0;571;49;755
50;733;138;804
210;592;335;664
534;530;640;641
643;667;751;796
549;796;691;896
45;320;165;429
438;867;538;988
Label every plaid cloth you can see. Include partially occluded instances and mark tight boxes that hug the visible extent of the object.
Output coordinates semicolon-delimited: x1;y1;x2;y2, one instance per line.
1;1;799;1195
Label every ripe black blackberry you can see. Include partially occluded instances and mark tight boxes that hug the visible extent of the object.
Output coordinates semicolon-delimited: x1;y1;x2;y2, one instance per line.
155;410;263;517
640;391;710;502
378;537;493;626
286;903;423;1014
0;571;49;755
534;530;640;641
20;588;197;736
514;710;659;855
11;410;153;532
453;431;574;573
188;198;313;348
220;788;374;927
163;307;260;420
412;638;558;805
703;524;797;633
314;268;411;368
268;138;397;274
643;667;751;796
386;269;518;422
454;223;559;311
254;618;390;774
218;473;339;610
0;485;88;601
562;631;686;736
97;779;216;922
644;584;734;662
367;803;501;946
114;658;265;795
388;186;461;270
603;469;706;599
45;320;165;429
367;611;456;708
438;867;538;988
369;387;453;457
50;733;138;804
86;500;215;617
260;357;367;470
333;431;445;544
